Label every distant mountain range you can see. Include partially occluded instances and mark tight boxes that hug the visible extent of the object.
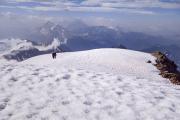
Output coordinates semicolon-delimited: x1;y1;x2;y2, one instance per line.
24;20;173;50
1;20;180;69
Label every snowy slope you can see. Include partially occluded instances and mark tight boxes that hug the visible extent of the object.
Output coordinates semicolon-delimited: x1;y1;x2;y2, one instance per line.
0;48;180;120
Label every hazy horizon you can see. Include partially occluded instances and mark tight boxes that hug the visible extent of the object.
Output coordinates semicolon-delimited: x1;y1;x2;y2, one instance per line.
0;0;180;42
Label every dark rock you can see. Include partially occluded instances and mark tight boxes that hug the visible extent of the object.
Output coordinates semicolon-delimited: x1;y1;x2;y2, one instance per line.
147;60;151;63
152;51;180;85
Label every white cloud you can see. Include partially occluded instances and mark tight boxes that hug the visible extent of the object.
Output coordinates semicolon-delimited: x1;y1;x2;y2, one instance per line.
81;0;180;9
1;0;180;15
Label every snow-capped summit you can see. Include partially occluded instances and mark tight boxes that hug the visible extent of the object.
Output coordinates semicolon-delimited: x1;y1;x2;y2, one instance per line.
1;48;180;120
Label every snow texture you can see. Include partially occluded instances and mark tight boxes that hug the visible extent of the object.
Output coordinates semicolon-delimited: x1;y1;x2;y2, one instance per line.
0;48;180;120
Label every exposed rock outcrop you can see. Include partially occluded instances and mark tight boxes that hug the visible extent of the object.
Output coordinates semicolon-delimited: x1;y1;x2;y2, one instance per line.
152;51;180;85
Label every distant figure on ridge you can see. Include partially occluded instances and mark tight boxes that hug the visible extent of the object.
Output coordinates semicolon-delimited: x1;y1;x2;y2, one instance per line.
52;52;57;59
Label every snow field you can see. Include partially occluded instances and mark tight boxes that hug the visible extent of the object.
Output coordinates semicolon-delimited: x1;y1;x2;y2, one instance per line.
0;48;180;120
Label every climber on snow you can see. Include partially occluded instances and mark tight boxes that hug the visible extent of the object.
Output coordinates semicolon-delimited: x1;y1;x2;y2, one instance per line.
52;52;57;59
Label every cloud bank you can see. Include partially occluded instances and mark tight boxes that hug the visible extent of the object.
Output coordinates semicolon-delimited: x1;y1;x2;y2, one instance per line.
0;0;180;15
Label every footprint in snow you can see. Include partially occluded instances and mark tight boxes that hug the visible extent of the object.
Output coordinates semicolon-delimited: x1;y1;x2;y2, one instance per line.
62;74;71;80
39;78;44;82
10;76;18;82
77;73;84;77
84;109;90;114
8;112;13;117
117;78;122;82
91;75;97;79
83;101;92;106
62;101;70;105
0;103;7;111
55;78;61;82
35;68;43;71
116;91;123;96
26;112;38;119
52;109;58;114
70;91;75;95
95;73;102;76
154;96;164;100
31;72;39;76
6;68;13;72
4;98;10;103
169;107;176;112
